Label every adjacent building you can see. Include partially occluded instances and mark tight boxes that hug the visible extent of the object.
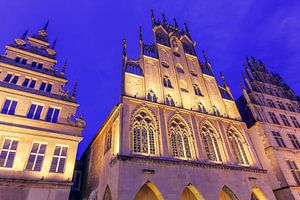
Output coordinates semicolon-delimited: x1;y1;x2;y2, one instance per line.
0;23;85;200
76;12;276;200
237;57;300;199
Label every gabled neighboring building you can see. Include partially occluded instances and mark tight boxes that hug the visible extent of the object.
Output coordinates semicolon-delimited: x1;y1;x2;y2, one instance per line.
237;56;300;199
76;12;275;200
0;22;85;200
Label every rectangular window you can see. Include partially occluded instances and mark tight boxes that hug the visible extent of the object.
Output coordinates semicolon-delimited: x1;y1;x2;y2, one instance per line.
287;104;296;112
291;117;300;128
269;112;280;124
31;61;37;67
45;107;60;123
288;134;300;149
39;82;46;91
26;143;46;171
1;99;17;115
10;75;19;84
0;139;18;168
22;78;30;87
46;84;52;92
29;79;36;89
49;145;68;173
27;104;43;120
272;131;286;147
21;58;27;65
287;160;300;185
37;63;43;69
3;73;12;82
278;102;286;110
280;114;291;126
15;57;21;63
267;99;276;108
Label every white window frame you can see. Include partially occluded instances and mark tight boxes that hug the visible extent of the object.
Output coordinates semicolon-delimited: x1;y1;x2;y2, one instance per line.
26;142;47;171
50;145;68;173
0;138;19;168
47;106;61;122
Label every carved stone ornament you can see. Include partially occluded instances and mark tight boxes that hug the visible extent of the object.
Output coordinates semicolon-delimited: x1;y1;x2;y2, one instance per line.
38;29;48;37
46;48;57;56
14;38;26;46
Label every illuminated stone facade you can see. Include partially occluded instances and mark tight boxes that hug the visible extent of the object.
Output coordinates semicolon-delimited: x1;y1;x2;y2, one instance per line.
237;57;300;200
0;23;85;200
77;12;276;200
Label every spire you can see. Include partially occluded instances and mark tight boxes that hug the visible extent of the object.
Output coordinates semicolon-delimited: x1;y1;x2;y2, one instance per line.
122;39;127;58
72;81;77;98
51;38;57;49
173;18;178;28
184;22;191;38
43;20;49;31
139;26;143;56
202;50;210;65
151;9;155;27
246;56;251;65
21;29;29;40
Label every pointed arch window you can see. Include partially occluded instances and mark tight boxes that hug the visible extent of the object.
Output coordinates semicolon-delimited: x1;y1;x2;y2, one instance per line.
165;95;175;106
132;110;156;155
228;129;249;165
169;117;192;159
193;84;202;96
201;124;222;162
198;103;207;114
163;76;172;88
213;105;221;116
147;90;157;102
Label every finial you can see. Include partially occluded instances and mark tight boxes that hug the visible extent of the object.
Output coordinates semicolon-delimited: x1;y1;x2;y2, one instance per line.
151;9;155;26
220;72;228;87
173;18;178;27
43;20;49;31
122;39;127;57
72;81;77;98
61;60;67;75
251;56;257;63
162;13;167;24
184;22;190;35
51;38;57;49
139;26;143;41
202;50;208;61
21;29;29;40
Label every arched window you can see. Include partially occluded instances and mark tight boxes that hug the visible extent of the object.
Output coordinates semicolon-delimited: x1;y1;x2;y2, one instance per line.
169;117;192;159
165;94;175;106
193;84;202;96
147;90;157;102
125;62;143;76
198;103;207;113
156;30;170;47
201;123;222;162
228;128;249;165
104;129;112;154
163;76;172;88
132;110;157;155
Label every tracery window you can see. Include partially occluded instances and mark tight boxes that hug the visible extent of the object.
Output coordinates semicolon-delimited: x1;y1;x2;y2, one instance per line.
228;129;249;165
163;76;172;88
147;90;157;102
201;124;222;162
132;110;156;155
193;84;202;96
213;106;221;116
169;117;192;159
156;31;170;47
165;94;175;106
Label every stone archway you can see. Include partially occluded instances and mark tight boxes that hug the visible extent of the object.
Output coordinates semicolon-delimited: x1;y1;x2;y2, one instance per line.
180;184;205;200
134;181;164;200
219;185;238;200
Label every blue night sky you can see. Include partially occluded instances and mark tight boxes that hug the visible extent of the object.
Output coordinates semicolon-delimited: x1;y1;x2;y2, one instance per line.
0;0;299;158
